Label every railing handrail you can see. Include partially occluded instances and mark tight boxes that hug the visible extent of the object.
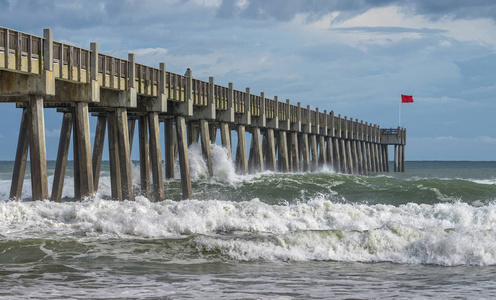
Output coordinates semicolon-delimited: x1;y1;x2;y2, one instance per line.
0;26;388;133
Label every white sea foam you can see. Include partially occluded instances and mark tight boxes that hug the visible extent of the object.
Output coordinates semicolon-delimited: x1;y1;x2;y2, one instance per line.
471;179;496;185
1;196;496;266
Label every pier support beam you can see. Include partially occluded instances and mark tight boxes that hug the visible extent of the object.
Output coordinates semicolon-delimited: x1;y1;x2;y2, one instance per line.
164;119;175;179
346;140;354;174
10;108;29;200
73;109;80;200
340;139;348;174
290;131;300;172
326;137;334;171
375;144;381;172
366;142;372;173
200;119;214;177
300;133;310;172
370;143;376;172
310;135;318;172
107;112;122;200
278;131;289;172
128;118;136;153
149;112;164;201
116;108;134;200
74;102;94;199
236;125;248;174
384;145;390;172
139;115;151;199
251;127;264;173
92;115;107;191
29;95;49;200
209;124;217;144
333;138;341;173
318;136;326;167
356;141;364;175
362;141;368;175
352;140;359;174
187;121;199;146
265;129;276;171
176;116;192;199
220;122;232;161
51;112;73;202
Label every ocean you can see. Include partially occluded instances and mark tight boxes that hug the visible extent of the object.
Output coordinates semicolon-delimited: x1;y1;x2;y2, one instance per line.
1;144;496;299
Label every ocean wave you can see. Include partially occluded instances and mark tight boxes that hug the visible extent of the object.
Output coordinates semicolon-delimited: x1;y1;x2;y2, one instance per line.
2;197;496;266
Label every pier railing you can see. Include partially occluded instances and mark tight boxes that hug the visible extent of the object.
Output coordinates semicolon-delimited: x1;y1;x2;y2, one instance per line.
0;25;409;142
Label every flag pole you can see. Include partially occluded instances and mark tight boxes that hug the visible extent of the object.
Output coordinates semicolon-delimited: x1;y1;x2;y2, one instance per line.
399;96;401;127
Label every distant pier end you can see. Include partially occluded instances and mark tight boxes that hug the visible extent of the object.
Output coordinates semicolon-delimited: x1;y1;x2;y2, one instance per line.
0;26;406;201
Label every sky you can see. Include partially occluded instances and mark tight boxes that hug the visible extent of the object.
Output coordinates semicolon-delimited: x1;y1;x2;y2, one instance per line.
1;0;496;161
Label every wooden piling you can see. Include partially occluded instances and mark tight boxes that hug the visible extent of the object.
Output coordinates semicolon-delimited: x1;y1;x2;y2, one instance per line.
340;139;348;174
375;143;381;172
72;108;81;200
356;140;364;175
107;111;122;200
252;127;264;172
385;145;390;172
128;118;136;153
200;119;214;177
318;136;326;166
310;134;318;172
352;140;359;174
333;138;341;173
164;118;175;179
209;124;217;144
187;121;199;146
299;133;310;172
149;112;164;201
116;108;134;200
29;95;49;200
220;122;232;161
176;116;192;199
265;129;277;171
236;125;248;174
326;137;334;170
366;142;372;173
138;114;151;199
51;112;72;202
92;115;107;191
290;131;300;172
248;134;255;173
278;131;289;172
74;102;94;198
346;140;354;174
10;108;30;200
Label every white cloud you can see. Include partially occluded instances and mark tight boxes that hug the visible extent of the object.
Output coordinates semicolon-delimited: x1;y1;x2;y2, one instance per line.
45;128;61;138
420;96;474;106
193;0;222;7
236;0;249;10
280;6;496;50
334;5;496;48
132;47;168;56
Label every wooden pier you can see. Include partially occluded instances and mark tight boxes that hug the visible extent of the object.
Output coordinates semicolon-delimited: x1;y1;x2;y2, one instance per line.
0;27;406;201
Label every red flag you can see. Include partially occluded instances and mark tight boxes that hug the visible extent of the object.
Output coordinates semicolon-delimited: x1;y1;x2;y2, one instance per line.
401;94;414;103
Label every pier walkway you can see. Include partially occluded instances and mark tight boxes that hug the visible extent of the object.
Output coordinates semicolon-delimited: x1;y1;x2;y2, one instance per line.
0;27;406;201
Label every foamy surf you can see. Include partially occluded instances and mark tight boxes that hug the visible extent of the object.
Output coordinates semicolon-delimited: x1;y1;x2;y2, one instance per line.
2;196;496;266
